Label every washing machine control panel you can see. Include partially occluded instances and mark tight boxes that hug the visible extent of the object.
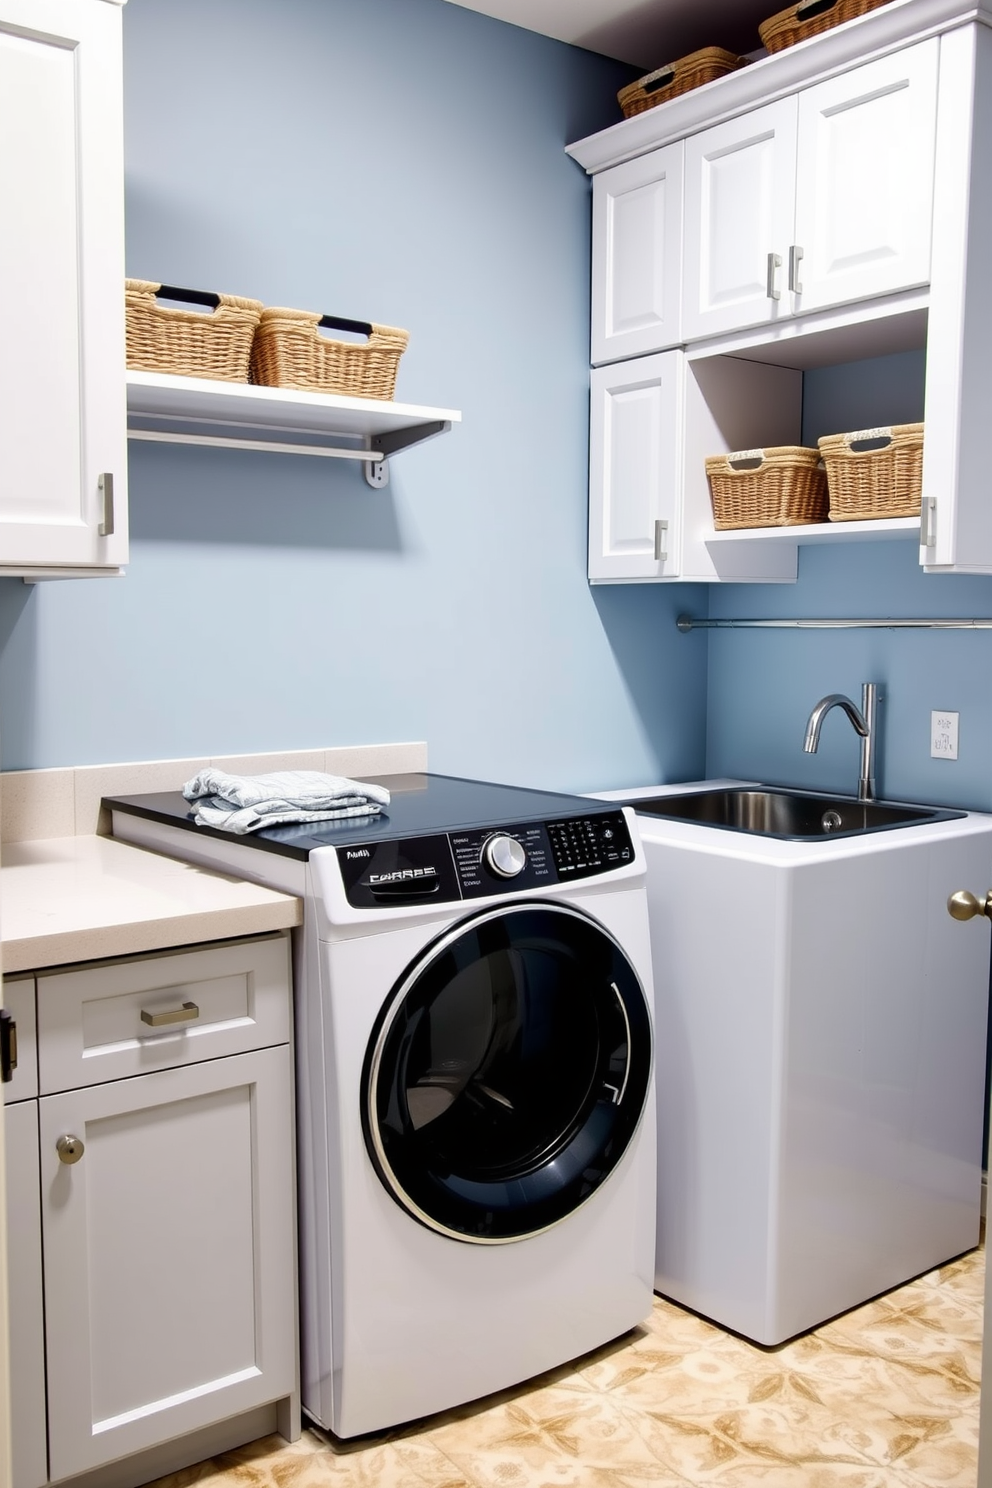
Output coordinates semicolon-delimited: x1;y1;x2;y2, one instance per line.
339;811;635;907
545;811;635;880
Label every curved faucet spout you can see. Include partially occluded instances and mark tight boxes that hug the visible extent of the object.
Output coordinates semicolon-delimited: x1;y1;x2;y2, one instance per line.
803;694;869;753
803;683;880;803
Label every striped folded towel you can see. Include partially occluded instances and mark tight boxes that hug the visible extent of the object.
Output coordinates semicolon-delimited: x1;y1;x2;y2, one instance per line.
182;768;390;835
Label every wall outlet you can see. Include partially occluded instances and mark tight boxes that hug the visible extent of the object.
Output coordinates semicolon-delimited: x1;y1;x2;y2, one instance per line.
931;710;959;760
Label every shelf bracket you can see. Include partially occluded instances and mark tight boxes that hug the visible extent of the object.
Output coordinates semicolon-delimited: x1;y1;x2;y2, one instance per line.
363;420;452;490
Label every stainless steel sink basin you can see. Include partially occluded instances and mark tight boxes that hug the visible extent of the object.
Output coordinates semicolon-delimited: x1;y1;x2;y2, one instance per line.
625;787;965;841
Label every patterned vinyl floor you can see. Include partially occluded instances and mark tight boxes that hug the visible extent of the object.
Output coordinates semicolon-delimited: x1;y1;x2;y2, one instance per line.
150;1246;984;1488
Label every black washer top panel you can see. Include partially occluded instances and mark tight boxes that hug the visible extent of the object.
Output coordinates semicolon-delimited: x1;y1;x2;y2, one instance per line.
104;771;635;866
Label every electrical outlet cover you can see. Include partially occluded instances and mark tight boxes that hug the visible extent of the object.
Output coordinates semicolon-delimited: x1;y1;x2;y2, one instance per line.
931;710;959;760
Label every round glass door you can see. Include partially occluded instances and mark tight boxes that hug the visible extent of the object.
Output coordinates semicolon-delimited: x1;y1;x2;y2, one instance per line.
362;902;652;1243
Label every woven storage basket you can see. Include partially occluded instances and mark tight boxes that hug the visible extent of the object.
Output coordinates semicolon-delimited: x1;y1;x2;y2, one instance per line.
618;47;748;118
759;0;891;53
125;281;263;382
250;310;409;400
818;423;924;521
705;447;828;530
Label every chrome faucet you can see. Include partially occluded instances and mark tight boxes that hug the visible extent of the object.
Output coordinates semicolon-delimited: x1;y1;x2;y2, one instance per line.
803;683;880;803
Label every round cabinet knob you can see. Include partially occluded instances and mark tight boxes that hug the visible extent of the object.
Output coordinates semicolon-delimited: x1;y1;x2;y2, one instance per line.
483;834;527;879
947;890;992;922
56;1134;85;1165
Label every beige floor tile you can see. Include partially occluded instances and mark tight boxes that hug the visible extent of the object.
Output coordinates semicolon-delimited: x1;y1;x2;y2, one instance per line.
147;1246;984;1488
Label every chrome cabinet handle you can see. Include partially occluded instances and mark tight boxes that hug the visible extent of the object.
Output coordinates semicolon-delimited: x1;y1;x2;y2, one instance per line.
948;890;992;922
766;252;782;302
654;519;668;562
921;498;937;549
140;1000;200;1028
56;1135;85;1165
788;244;804;294
98;472;115;537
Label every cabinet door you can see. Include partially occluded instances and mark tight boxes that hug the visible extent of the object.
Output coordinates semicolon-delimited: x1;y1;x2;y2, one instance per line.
0;0;127;572
591;144;683;365
41;1045;296;1481
794;40;938;313
588;353;682;582
683;98;797;342
6;1100;47;1488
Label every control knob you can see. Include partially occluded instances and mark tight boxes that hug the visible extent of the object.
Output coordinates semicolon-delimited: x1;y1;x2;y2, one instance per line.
483;834;527;879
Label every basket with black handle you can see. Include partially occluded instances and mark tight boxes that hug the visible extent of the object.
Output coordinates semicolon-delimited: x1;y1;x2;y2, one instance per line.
618;47;749;119
125;280;263;382
758;0;892;54
250;308;409;401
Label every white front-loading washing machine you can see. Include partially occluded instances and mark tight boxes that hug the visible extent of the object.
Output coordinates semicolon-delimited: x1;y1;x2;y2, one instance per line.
108;773;657;1438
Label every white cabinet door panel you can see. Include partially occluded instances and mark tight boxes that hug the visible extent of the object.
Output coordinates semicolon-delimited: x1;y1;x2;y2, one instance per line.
591;144;683;364
683;99;797;341
0;0;126;570
6;1100;47;1488
42;1045;296;1480
795;40;938;312
589;353;682;582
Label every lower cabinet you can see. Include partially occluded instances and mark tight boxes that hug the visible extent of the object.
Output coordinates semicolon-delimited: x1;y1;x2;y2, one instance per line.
5;932;298;1488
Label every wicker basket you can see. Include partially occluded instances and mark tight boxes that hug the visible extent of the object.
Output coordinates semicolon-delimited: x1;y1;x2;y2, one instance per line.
759;0;891;54
705;447;828;530
250;309;409;400
618;47;749;118
125;280;263;382
818;423;923;521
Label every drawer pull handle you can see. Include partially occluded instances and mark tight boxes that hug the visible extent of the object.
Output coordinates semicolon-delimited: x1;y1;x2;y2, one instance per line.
140;1001;200;1028
56;1135;84;1165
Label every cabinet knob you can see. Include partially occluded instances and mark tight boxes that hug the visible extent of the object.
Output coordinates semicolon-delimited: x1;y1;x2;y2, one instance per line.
56;1134;85;1165
947;890;992;922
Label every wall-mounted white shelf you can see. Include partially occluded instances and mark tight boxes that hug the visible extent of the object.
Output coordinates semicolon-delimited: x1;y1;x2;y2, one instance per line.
126;371;461;488
706;516;920;547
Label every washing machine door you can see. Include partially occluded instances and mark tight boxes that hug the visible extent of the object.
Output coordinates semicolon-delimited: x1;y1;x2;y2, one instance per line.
362;901;651;1243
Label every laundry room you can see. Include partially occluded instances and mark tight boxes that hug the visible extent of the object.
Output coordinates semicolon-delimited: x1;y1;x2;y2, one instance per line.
2;0;992;1485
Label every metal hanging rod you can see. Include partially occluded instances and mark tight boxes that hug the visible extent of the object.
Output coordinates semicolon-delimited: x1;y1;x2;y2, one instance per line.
677;615;992;632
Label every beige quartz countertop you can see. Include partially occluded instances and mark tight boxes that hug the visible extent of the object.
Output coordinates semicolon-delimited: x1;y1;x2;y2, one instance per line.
0;835;302;974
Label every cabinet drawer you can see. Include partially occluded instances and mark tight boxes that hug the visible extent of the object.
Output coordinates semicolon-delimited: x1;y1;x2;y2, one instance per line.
3;977;38;1104
37;933;291;1094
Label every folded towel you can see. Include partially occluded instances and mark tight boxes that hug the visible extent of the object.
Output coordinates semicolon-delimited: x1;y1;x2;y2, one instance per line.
182;768;390;835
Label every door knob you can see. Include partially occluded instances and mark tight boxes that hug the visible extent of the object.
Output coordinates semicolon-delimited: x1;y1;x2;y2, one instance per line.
56;1134;85;1165
947;890;992;922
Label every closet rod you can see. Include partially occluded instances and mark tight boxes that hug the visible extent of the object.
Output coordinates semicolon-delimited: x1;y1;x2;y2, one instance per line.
676;615;992;632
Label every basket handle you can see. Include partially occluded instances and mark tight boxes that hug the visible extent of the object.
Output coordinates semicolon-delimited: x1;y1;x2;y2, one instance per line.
318;313;374;338
845;427;893;452
726;449;766;471
156;284;221;310
795;0;840;20
643;66;675;95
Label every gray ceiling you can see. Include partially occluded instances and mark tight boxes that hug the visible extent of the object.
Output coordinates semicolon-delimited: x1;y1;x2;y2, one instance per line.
439;0;782;67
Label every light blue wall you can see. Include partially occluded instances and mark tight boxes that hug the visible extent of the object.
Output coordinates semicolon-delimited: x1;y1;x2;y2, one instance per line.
705;350;992;810
0;0;709;793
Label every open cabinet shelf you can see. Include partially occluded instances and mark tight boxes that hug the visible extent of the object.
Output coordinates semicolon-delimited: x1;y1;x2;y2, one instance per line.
705;517;920;547
126;371;462;488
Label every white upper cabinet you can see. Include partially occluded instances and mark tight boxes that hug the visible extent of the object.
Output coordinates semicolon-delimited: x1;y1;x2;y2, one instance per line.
683;40;938;341
591;144;683;364
793;41;937;313
588;353;682;579
683;99;797;342
0;0;127;576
